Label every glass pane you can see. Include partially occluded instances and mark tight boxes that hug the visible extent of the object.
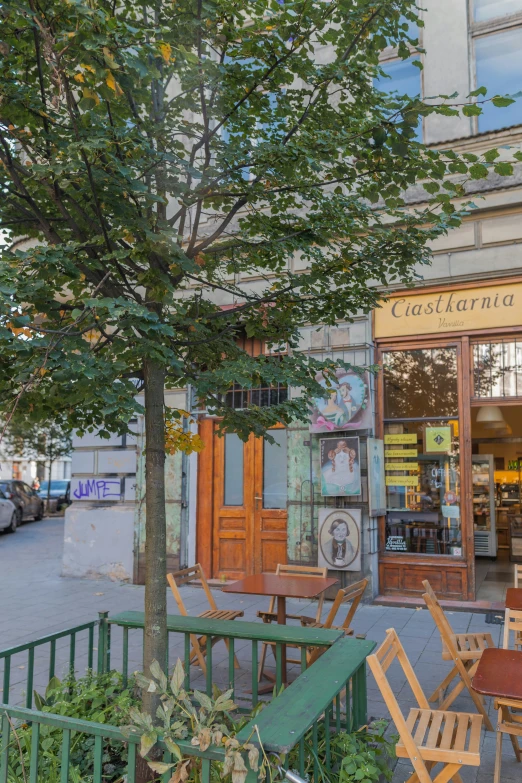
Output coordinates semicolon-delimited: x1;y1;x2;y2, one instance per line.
374;58;422;141
476;29;522;133
475;0;522;21
399;14;419;39
472;457;493;532
263;430;287;509
473;340;522;397
384;348;458;419
224;433;244;506
384;420;461;556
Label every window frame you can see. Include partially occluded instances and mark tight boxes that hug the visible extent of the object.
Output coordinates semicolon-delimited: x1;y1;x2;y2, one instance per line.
469;0;522;135
377;14;425;143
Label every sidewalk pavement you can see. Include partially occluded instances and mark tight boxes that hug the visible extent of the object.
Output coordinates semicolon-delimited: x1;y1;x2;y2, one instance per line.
0;517;518;781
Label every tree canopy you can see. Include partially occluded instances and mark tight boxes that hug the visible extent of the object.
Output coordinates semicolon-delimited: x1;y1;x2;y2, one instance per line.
0;0;515;438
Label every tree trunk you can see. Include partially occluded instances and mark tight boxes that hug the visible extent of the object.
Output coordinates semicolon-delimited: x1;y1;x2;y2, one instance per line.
46;459;53;514
142;356;167;713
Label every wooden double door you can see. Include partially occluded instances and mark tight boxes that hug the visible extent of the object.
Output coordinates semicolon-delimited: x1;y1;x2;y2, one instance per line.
198;420;288;579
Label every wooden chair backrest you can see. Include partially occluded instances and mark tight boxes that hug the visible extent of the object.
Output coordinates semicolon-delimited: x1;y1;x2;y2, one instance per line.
167;564;217;616
322;578;368;630
503;608;522;649
422;579;456;651
367;628;432;783
266;564;328;620
515;564;522;587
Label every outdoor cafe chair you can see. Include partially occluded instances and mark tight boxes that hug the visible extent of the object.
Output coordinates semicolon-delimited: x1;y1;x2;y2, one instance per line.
257;563;328;682
368;627;482;783
422;579;494;731
300;578;368;665
167;564;243;675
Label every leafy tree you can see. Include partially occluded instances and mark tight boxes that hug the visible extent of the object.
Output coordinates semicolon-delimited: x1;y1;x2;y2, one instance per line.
0;0;516;726
1;413;72;510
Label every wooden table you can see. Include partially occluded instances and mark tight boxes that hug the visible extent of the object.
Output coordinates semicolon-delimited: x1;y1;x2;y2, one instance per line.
506;587;522;610
472;647;522;782
223;573;338;686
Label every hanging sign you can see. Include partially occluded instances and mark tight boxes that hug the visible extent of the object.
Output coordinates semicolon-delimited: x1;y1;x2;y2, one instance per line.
385;462;420;471
424;425;452;454
375;280;522;338
386;475;419;487
385;448;418;458
384;434;417;445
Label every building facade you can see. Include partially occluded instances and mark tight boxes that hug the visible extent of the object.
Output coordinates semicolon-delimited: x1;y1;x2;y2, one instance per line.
64;0;522;603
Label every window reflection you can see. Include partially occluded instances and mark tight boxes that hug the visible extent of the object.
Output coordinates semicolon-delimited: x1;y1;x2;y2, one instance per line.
224;433;244;506
384;348;458;418
475;28;522;133
473;341;522;397
263;430;287;509
384;421;462;556
474;0;522;22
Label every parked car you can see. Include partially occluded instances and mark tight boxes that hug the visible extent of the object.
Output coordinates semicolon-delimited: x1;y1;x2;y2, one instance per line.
38;480;71;512
0;491;17;533
0;480;44;525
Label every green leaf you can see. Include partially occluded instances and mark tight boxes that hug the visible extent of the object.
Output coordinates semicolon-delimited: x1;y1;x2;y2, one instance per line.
469;163;489;180
140;730;158;758
170;659;185;697
147;762;175;774
491;95;516;108
494;161;513;176
193;689;213;711
468;86;487;97
462;104;482;117
164;737;182;760
483;149;500;163
149;659;167;691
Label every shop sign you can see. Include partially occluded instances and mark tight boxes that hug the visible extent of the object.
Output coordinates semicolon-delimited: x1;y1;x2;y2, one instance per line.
424;425;452;454
385;448;418;457
386;535;408;551
385;475;419;487
385;462;419;471
384;433;417;445
375;280;522;338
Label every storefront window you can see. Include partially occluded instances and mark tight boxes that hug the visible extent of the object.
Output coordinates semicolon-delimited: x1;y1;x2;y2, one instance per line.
473;340;522;397
383;347;458;418
384;420;462;556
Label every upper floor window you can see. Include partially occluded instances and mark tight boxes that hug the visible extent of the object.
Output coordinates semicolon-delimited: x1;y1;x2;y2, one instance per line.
474;0;522;22
472;2;522;133
374;58;423;142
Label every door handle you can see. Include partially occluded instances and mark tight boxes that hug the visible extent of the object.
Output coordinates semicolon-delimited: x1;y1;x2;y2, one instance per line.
255;495;262;509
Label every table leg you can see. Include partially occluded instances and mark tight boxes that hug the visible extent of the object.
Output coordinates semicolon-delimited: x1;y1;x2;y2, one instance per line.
494;707;503;783
277;596;287;686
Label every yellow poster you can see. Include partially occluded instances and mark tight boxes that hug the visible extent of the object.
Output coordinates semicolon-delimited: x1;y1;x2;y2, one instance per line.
424;426;452;454
384;434;417;445
386;475;420;487
385;448;418;458
385;462;419;471
375;280;522;338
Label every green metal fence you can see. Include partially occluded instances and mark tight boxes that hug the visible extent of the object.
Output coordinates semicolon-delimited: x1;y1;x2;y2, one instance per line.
0;615;375;782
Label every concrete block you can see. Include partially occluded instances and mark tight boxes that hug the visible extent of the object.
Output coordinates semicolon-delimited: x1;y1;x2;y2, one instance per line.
481;213;522;245
72;431;122;448
62;504;134;581
311;326;327;349
429;222;476;252
71;451;95;474
97;450;136;474
349;321;368;345
330;327;350;347
124;476;137;501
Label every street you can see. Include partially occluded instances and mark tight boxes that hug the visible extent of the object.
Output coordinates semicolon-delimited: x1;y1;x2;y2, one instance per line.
0;517;517;781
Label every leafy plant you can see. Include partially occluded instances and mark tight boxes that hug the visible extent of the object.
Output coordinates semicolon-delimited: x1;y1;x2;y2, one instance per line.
124;659;264;783
286;720;396;783
7;671;139;782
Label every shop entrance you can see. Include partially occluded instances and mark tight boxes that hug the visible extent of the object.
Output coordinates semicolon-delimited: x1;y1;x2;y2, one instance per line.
197;420;288;580
472;403;522;601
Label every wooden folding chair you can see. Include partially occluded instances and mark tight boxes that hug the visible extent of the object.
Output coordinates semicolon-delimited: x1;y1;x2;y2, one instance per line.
368;628;482;783
422;580;494;731
504;606;522;651
167;564;243;675
301;578;368;665
515;564;522;587
257;564;327;682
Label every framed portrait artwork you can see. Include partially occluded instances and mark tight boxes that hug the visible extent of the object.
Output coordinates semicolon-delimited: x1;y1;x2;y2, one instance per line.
320;436;361;497
318;508;361;571
310;368;371;434
367;438;386;516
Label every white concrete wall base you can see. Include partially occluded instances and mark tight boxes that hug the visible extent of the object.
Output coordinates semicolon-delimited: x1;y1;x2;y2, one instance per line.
62;504;134;582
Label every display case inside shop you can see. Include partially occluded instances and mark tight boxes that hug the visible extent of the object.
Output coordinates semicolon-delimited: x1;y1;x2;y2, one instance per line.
472;455;497;557
384;420;462;557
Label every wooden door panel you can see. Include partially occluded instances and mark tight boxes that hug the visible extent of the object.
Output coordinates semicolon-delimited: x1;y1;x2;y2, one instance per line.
210;425;288;578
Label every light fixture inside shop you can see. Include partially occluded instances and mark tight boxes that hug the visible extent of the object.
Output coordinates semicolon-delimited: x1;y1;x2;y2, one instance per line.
476;406;506;426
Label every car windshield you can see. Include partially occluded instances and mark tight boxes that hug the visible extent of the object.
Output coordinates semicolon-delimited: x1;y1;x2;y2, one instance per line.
39;481;68;491
0;483;10;493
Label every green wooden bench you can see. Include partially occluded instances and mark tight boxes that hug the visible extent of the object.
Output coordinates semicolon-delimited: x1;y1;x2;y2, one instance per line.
237;635;376;754
105;611;344;704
